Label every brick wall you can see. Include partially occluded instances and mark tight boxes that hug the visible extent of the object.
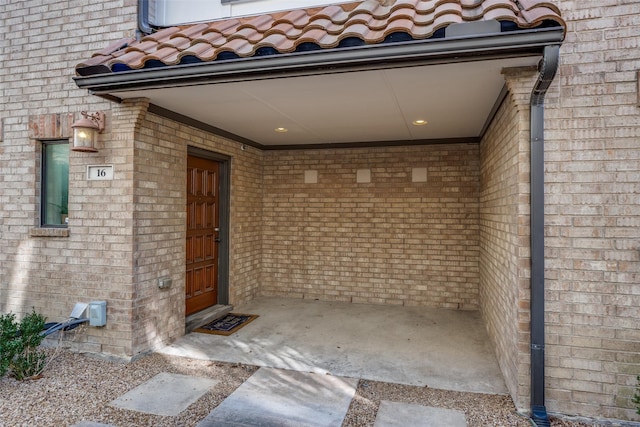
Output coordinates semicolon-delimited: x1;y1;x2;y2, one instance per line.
126;103;264;354
480;87;526;408
479;2;640;420
1;0;639;421
0;0;140;356
262;144;481;308
542;1;640;420
228;146;264;306
128;99;186;355
0;0;265;357
479;68;539;411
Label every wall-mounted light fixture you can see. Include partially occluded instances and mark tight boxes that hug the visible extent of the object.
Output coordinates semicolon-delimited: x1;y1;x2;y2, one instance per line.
71;111;105;152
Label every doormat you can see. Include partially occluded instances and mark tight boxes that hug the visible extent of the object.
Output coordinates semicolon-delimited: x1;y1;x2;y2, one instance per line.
194;313;259;336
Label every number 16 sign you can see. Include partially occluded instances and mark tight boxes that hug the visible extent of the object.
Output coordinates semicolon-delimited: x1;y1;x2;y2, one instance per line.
87;165;114;181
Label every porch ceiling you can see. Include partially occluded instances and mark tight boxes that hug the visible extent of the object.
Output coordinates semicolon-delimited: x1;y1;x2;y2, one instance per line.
112;55;539;146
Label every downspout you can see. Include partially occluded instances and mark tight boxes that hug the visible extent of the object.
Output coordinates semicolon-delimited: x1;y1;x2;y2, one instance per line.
137;0;153;38
529;44;560;427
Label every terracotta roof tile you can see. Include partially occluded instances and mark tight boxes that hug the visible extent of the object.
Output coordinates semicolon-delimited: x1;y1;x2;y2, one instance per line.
131;40;162;53
179;43;216;60
274;9;314;26
229;27;264;43
94;37;136;57
265;23;304;39
76;0;565;76
174;23;212;39
210;19;242;36
520;6;564;25
517;0;561;14
195;31;227;46
141;26;181;42
240;14;276;32
263;33;291;49
115;50;147;69
158;36;192;51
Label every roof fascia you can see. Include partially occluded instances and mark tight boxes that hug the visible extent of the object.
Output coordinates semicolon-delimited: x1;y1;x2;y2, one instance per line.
74;27;564;94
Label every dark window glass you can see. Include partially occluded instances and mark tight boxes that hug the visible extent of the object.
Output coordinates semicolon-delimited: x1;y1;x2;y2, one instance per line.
42;142;69;227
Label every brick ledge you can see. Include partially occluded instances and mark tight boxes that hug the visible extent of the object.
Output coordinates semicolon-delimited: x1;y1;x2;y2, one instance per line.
30;228;70;238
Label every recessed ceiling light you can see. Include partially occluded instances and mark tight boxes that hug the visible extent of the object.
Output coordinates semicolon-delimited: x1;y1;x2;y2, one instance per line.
412;119;428;126
274;127;288;133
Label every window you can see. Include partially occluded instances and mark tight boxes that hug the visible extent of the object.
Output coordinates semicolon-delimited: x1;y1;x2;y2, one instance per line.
41;141;69;227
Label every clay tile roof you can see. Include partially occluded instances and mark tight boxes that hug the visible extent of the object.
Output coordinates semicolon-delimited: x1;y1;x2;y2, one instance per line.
75;0;565;76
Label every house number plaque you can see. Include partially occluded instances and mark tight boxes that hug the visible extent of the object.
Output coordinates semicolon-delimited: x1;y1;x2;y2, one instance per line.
87;165;114;181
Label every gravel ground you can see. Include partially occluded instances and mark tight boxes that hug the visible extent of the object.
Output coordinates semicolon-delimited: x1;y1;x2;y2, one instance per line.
0;349;597;427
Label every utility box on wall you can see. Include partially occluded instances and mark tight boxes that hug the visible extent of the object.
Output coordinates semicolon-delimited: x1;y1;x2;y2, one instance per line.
88;301;107;327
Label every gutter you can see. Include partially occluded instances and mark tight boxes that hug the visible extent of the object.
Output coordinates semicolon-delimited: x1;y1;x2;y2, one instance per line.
74;27;565;94
529;44;560;427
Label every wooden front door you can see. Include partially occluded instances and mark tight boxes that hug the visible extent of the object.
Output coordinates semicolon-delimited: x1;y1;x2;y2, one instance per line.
186;155;220;316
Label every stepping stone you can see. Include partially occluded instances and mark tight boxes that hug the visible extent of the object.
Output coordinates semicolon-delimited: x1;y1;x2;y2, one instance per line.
374;401;467;427
197;367;358;427
110;372;219;416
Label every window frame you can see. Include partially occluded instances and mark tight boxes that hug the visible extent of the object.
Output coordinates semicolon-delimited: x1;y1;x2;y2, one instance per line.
40;140;70;228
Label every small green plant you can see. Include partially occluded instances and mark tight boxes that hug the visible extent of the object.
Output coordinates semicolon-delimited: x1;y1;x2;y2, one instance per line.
0;312;19;377
633;375;640;415
0;309;48;380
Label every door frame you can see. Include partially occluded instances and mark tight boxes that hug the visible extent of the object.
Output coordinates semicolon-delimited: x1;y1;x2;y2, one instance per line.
187;146;231;305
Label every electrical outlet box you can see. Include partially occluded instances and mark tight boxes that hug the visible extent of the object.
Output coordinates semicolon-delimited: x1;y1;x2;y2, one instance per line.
158;276;172;289
88;301;107;327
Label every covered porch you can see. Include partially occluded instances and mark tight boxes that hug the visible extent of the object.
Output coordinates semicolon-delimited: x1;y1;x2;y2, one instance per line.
72;0;566;419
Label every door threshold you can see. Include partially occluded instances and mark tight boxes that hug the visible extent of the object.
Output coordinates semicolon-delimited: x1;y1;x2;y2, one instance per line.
185;304;233;334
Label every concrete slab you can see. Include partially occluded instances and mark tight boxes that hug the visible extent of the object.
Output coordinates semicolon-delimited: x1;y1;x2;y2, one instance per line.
374;401;467;427
196;367;358;427
160;297;507;394
109;372;219;416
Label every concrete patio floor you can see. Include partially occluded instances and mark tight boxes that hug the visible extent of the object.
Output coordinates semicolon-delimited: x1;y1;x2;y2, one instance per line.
159;297;508;395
